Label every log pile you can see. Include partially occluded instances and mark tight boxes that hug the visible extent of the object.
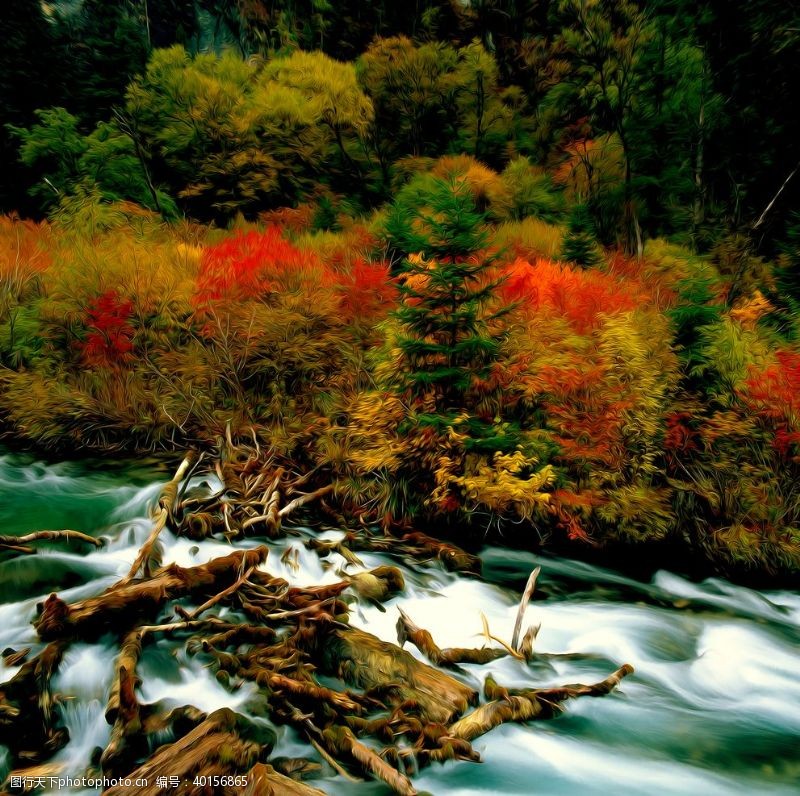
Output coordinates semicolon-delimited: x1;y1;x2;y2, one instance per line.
1;441;634;795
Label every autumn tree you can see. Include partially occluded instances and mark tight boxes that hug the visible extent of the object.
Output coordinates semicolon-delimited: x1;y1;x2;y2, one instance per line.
125;46;372;221
553;0;653;255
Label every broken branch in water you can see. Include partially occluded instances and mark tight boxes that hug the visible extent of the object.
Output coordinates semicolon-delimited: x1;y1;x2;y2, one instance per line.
0;530;103;555
34;546;269;641
448;665;635;743
122;451;196;583
396;607;507;667
511;565;540;651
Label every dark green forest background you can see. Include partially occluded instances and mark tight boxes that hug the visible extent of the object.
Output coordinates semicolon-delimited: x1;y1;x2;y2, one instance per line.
3;0;799;254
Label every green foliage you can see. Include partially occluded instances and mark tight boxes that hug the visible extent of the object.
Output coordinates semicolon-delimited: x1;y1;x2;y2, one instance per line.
498;158;566;222
561;204;601;267
387;179;501;404
124;45;373;221
383;174;490;261
12;108;177;218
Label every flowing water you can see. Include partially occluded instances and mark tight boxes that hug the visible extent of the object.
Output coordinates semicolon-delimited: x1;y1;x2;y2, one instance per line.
1;448;798;795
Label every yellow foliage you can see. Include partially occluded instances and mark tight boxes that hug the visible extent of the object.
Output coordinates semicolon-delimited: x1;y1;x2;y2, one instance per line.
729;289;774;330
642;238;722;289
492;218;565;259
447;451;555;520
341;392;410;473
599;311;680;476
597;485;674;542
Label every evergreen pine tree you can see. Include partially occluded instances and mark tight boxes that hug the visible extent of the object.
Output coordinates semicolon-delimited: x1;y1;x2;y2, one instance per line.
389;179;515;452
561;204;602;267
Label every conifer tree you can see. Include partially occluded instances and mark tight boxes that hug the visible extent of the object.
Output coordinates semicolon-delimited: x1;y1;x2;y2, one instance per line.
388;179;512;447
561;203;602;267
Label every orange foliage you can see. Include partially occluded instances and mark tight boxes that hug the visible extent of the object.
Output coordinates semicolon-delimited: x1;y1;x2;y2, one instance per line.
499;257;644;333
337;258;397;323
258;205;315;234
740;349;800;457
194;227;334;306
0;216;51;299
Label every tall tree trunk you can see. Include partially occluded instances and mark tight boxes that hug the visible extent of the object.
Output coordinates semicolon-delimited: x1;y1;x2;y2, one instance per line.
692;65;707;251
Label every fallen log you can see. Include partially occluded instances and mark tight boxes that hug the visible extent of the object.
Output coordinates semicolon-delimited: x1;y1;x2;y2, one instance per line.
396;608;506;667
448;665;635;743
242;763;326;796
322;725;417;796
400;532;482;574
103;708;272;796
0;530;103;551
309;622;477;724
122;452;196;583
34;547;269;641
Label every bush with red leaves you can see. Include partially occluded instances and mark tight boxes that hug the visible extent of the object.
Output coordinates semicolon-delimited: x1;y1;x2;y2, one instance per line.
81;290;135;367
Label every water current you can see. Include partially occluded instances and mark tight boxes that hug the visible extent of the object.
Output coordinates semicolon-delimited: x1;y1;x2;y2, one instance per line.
0;449;798;795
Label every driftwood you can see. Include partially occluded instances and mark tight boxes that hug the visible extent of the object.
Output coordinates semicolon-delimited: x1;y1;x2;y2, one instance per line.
0;530;103;553
511;565;541;652
122;452;196;583
308;530;481;575
243;763;326;796
3;440;635;796
34;547;269;641
0;641;68;765
104;708;270;796
322;725;418;796
312;622;478;724
396;607;507;667
449;665;635;743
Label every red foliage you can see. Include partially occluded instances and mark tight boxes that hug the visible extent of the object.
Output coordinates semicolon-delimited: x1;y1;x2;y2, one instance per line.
499;257;643;333
194;228;333;306
664;411;698;464
81;290;135;367
195;227;396;328
337;259;397;323
741;350;800;421
740;349;800;458
258;205;315;234
525;361;630;470
325;226;380;273
604;251;676;310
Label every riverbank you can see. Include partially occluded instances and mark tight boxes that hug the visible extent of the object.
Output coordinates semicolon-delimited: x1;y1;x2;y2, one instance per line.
2;201;800;583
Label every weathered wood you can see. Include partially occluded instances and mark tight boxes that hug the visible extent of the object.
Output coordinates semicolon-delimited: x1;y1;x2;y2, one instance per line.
396;608;506;667
123;452;196;583
242;763;326;796
312;623;477;724
34;547;269;641
448;665;635;742
103;708;270;796
322;725;417;796
0;530;103;550
511;566;540;651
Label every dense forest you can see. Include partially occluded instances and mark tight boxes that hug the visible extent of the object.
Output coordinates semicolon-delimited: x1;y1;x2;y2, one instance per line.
1;0;800;583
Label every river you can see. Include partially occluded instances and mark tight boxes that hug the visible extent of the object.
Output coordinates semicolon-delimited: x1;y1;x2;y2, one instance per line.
0;448;798;795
